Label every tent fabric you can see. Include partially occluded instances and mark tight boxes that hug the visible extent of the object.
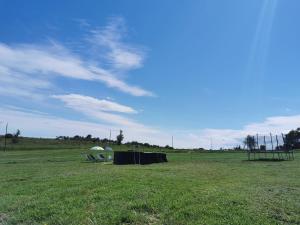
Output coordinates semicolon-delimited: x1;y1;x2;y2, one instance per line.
104;146;113;151
90;146;104;151
113;151;167;165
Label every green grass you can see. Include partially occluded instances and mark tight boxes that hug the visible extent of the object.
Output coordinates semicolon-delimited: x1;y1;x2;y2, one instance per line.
0;142;299;224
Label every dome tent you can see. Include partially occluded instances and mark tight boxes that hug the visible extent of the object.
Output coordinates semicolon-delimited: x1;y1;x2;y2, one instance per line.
89;146;113;162
90;146;104;151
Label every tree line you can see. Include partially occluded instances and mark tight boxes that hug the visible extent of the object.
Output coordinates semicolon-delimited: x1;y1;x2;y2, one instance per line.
4;127;300;150
55;130;124;144
55;130;171;149
2;129;21;143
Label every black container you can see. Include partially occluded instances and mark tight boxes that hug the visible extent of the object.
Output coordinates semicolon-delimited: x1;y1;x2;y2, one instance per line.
113;151;167;165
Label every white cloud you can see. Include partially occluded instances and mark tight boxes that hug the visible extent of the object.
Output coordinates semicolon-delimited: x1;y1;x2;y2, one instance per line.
1;105;300;149
0;65;51;99
89;66;154;96
244;114;300;134
0;18;157;145
172;114;300;149
52;94;137;114
0;16;154;98
52;94;155;130
89;17;145;70
0;42;153;97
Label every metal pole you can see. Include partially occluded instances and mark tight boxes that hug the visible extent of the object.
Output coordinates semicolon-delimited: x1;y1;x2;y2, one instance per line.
0;121;2;151
263;135;267;158
4;123;8;152
270;133;274;159
281;133;286;149
281;133;288;159
270;133;274;151
281;133;285;142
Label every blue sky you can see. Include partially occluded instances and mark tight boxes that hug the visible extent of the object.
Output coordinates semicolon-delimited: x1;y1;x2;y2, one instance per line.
1;0;300;148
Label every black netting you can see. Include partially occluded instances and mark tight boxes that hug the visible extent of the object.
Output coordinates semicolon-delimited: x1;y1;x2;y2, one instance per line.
248;134;285;150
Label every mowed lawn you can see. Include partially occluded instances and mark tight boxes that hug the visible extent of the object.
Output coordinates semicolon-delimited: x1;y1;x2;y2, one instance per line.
0;149;299;225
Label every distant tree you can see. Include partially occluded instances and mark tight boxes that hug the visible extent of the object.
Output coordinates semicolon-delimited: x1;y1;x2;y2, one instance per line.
92;137;100;143
234;145;241;151
165;145;173;149
243;135;256;150
116;130;124;145
143;143;150;147
102;138;109;143
285;128;300;149
5;133;13;138
85;134;92;140
73;135;81;141
12;129;21;144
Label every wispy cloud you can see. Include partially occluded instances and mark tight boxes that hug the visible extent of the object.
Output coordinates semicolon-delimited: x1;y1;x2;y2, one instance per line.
0;17;158;146
0;64;51;99
88;17;145;70
52;94;154;130
0;17;154;98
52;94;137;114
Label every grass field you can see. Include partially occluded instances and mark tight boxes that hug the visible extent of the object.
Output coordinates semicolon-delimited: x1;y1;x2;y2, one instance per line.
0;141;299;224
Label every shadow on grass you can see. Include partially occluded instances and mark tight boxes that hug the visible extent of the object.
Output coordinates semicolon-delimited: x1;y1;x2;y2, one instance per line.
1;161;24;164
0;159;77;164
243;158;288;162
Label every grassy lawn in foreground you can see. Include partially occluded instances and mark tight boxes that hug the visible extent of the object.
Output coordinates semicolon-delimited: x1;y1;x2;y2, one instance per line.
0;149;299;225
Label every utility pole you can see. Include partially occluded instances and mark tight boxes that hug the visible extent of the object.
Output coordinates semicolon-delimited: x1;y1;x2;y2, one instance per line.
4;123;8;152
